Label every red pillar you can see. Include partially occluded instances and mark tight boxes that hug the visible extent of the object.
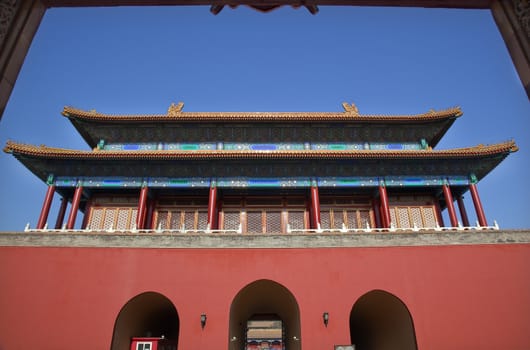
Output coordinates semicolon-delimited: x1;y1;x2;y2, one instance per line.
457;196;470;227
469;183;488;227
310;185;321;229
378;183;391;229
37;185;55;229
207;186;218;230
66;185;83;230
145;198;155;230
54;197;68;229
136;185;149;229
442;183;458;227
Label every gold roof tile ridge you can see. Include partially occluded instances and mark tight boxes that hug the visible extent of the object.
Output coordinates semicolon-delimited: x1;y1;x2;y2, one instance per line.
62;105;463;121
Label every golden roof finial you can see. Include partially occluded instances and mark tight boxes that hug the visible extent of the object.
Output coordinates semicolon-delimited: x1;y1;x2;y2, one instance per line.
342;102;359;116
168;102;184;116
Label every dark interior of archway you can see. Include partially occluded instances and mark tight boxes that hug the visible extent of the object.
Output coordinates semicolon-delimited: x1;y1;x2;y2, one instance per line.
111;292;179;350
350;290;417;350
229;280;301;350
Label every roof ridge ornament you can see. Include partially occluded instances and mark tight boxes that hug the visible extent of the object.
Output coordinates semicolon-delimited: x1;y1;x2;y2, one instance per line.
342;102;359;116
168;102;184;116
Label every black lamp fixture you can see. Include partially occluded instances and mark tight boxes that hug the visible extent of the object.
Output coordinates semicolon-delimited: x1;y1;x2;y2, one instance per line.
200;314;207;329
323;312;329;327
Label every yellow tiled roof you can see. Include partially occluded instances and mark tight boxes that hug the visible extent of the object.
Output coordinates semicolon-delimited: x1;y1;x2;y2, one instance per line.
62;105;463;123
4;140;518;159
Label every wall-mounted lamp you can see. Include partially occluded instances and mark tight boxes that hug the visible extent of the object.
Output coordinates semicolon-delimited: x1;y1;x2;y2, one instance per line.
323;312;329;327
200;314;207;329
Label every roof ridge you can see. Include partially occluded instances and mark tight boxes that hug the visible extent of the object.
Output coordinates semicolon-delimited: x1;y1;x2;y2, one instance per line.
61;105;463;121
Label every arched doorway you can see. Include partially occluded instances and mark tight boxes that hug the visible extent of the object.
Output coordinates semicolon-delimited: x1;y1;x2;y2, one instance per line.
111;291;179;350
349;290;417;350
228;279;301;350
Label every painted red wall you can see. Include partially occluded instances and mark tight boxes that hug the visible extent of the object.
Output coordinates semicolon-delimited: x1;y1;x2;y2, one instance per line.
1;244;529;350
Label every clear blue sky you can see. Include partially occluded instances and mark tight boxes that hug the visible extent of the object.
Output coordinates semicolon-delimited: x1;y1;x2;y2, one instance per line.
0;5;528;230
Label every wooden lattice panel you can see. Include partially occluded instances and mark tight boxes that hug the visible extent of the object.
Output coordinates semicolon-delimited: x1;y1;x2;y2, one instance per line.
410;207;422;227
247;211;263;234
223;211;241;231
389;205;439;228
90;208;103;229
103;208;117;230
423;207;437;227
197;211;208;230
320;210;331;229
157;211;169;229
288;211;306;230
398;207;411;227
116;209;130;229
170;211;181;229
358;210;372;228
266;211;282;234
184;211;196;230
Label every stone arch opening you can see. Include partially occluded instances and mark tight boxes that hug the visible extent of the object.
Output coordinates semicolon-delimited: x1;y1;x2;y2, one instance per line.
349;290;417;350
111;291;179;350
228;279;301;350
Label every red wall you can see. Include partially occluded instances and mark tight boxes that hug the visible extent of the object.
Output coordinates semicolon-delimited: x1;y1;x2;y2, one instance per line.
1;244;529;350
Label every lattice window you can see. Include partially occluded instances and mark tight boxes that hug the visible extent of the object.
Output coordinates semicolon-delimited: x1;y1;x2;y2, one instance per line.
288;211;305;231
116;209;130;230
320;210;331;229
359;210;371;228
223;211;241;231
169;211;181;229
89;208;103;230
423;207;437;227
247;211;263;234
346;210;358;229
157;211;169;230
333;209;345;229
266;211;282;234
197;211;208;230
389;205;438;229
184;211;196;230
397;207;411;227
409;207;422;227
103;208;117;230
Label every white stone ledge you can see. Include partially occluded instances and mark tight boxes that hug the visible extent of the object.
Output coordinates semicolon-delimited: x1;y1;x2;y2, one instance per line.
1;230;529;249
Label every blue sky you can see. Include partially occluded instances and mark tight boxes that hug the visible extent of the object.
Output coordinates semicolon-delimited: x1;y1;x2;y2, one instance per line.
0;5;528;230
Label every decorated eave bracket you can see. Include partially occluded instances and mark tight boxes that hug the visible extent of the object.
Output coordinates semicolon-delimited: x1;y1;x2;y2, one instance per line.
52;175;472;189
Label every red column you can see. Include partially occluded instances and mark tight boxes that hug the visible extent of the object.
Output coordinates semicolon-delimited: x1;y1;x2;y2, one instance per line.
469;183;488;227
145;198;155;230
442;183;458;227
207;186;218;230
310;185;321;229
37;185;55;229
54;197;68;229
457;196;470;227
66;185;83;230
378;183;391;229
136;185;149;229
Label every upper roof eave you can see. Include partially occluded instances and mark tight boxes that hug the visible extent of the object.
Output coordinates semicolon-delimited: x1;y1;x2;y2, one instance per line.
62;106;463;123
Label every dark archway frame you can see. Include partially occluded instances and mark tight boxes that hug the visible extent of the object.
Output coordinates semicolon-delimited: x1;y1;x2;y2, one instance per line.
350;289;418;350
228;279;302;350
111;291;180;350
0;1;528;120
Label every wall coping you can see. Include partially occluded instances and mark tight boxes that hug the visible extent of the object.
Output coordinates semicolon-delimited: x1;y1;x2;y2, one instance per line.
1;229;529;249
